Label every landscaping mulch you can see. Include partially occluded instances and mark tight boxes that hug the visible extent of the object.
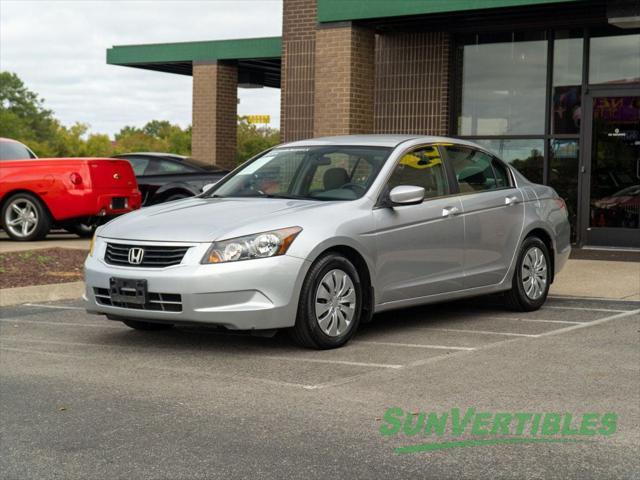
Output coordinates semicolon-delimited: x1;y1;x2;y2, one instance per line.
0;248;89;289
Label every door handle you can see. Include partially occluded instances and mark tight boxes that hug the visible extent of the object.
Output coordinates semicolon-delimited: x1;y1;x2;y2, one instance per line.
505;195;519;206
442;206;460;217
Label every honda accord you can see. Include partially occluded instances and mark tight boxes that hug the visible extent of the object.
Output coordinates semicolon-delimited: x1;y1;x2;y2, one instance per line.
84;135;571;349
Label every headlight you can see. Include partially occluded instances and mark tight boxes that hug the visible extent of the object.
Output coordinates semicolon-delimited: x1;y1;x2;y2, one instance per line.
202;227;302;264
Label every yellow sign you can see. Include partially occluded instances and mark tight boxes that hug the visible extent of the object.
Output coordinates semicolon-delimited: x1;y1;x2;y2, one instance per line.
246;115;271;124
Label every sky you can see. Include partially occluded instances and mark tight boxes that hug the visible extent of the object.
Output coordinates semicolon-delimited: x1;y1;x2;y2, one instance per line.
0;0;283;136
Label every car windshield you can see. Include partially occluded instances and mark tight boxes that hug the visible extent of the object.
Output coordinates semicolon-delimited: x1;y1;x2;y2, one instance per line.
208;146;392;201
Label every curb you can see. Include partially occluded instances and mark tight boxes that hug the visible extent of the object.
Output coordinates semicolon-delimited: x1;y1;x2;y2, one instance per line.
0;281;84;307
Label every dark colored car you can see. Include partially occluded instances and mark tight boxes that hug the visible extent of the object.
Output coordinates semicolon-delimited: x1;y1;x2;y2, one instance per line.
111;153;228;206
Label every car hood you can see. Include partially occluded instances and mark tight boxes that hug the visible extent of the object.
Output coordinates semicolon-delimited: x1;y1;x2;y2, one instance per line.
99;197;322;242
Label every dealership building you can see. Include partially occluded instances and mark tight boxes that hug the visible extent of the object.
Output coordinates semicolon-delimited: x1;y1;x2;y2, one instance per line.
107;0;640;248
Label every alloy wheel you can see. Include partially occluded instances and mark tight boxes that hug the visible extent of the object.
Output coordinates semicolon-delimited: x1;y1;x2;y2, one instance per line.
4;198;39;239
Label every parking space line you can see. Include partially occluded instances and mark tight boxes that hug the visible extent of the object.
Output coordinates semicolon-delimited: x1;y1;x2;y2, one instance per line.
23;303;84;310
355;340;475;351
0;345;85;359
0;318;123;329
262;355;403;369
518;318;582;325
536;308;640;337
543;305;627;313
420;327;538;337
549;295;640;304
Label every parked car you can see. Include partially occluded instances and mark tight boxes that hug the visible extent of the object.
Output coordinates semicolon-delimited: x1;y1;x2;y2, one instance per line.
0;138;141;241
111;153;228;206
84;135;571;349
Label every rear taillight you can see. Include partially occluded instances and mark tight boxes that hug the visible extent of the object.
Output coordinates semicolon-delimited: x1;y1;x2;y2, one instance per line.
69;172;83;185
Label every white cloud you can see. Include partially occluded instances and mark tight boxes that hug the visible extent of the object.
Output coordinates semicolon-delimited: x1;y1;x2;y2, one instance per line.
0;0;283;135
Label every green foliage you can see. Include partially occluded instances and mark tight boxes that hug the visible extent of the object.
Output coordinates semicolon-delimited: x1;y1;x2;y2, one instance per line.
0;71;280;163
236;116;280;164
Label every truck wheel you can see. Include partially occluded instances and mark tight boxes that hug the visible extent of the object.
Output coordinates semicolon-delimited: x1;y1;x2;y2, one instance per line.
1;193;51;241
290;253;363;349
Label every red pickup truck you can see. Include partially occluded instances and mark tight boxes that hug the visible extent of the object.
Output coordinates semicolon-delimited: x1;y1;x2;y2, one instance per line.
0;138;141;241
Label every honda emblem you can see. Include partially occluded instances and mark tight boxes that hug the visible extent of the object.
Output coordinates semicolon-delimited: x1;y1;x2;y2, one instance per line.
128;247;144;265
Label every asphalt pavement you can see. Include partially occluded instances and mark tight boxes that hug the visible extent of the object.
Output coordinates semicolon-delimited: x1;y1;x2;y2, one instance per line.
1;295;639;479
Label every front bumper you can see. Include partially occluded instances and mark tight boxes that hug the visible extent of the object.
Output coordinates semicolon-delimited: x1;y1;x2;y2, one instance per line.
84;242;310;330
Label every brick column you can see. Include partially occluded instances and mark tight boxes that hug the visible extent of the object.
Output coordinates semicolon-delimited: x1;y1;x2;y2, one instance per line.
313;24;375;137
280;0;317;142
191;61;237;170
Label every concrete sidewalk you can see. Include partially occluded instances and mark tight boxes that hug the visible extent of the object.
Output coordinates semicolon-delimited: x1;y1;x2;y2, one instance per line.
551;258;640;301
0;232;89;253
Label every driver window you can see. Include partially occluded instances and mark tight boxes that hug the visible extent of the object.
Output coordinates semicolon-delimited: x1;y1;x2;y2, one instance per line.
387;146;448;199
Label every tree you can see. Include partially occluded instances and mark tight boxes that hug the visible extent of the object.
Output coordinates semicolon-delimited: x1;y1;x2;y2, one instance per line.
236;116;280;164
0;71;58;151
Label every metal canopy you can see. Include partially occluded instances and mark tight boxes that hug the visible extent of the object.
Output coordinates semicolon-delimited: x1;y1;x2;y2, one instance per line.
107;37;282;88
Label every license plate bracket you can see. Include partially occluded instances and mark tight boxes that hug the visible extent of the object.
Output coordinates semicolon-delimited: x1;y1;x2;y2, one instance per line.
109;277;147;305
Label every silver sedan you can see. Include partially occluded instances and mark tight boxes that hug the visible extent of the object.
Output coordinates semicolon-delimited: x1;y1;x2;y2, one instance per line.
84;135;571;349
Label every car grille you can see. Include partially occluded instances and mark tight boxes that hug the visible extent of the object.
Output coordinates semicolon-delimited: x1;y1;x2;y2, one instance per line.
105;243;190;268
93;287;182;312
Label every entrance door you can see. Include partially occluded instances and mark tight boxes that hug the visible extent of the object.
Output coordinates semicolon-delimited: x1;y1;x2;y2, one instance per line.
582;89;640;248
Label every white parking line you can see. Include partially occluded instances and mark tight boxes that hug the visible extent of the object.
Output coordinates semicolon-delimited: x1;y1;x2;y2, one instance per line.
356;340;475;351
0;345;84;359
518;318;582;325
262;355;403;369
549;295;640;304
0;318;122;329
543;305;627;313
420;327;538;337
23;303;84;310
536;308;640;337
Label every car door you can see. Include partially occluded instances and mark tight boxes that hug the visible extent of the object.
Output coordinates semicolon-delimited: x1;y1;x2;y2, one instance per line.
441;145;525;288
373;145;465;305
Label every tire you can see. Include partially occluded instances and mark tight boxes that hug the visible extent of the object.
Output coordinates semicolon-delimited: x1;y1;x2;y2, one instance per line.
121;319;174;331
290;253;363;349
1;192;51;241
504;237;551;312
66;221;98;238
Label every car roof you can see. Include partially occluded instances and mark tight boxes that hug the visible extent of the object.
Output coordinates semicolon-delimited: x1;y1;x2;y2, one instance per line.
0;137;23;143
280;134;482;149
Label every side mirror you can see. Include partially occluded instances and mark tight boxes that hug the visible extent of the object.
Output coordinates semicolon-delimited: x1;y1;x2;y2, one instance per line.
388;185;425;206
202;182;218;193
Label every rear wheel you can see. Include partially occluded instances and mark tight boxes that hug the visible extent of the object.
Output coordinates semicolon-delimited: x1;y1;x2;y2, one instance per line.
1;193;51;241
504;237;551;311
121;319;174;331
163;193;191;202
290;253;362;349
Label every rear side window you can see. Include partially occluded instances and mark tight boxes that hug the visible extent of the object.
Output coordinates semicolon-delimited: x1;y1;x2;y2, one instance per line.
124;157;149;176
387;146;449;199
442;146;501;193
0;141;34;160
144;159;199;175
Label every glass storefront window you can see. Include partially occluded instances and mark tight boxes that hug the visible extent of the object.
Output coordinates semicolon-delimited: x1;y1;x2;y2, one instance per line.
549;140;580;242
590;33;640;85
552;30;583;134
474;139;544;184
456;32;548;136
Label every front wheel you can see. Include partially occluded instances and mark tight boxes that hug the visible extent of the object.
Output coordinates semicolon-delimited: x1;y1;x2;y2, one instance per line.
290;253;363;349
1;193;51;241
504;237;551;311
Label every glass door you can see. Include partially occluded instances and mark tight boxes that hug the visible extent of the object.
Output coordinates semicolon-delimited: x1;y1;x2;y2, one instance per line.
582;89;640;248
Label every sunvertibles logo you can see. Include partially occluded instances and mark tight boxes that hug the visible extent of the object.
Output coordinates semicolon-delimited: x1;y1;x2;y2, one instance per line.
379;407;618;454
